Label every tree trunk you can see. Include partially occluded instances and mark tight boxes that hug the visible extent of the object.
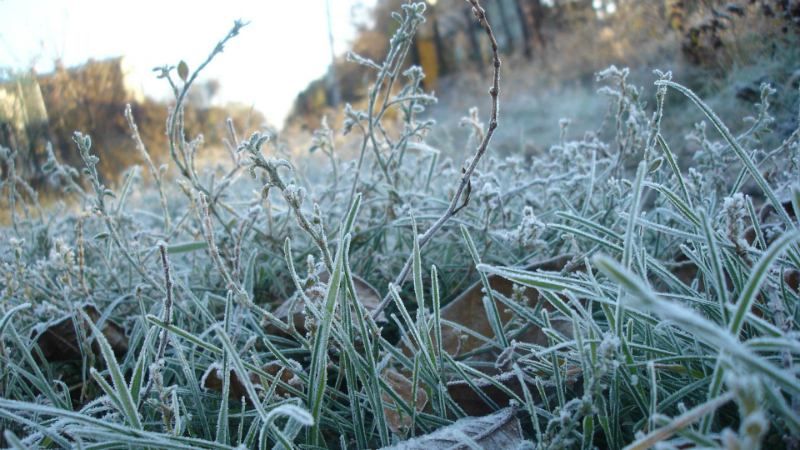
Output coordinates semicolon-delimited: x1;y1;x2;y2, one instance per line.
432;12;449;76
494;0;516;54
531;0;546;50
464;6;485;74
515;0;534;59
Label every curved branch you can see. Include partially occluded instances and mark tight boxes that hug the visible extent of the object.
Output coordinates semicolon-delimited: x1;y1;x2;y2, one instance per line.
372;0;502;320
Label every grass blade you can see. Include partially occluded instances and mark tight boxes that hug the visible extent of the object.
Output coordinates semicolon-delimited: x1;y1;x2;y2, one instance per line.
80;309;142;429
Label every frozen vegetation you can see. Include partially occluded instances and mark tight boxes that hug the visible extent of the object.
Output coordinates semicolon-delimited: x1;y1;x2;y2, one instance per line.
1;1;799;449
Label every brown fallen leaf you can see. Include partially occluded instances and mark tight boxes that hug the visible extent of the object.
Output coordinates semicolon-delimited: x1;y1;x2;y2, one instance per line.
382;368;429;435
758;198;797;223
784;269;800;293
32;304;128;362
380;407;524;450
392;255;581;416
201;361;296;401
268;271;385;336
405;255;575;368
344;273;385;321
446;367;581;417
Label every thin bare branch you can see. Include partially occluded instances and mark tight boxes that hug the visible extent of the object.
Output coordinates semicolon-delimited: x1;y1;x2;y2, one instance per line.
372;0;502;320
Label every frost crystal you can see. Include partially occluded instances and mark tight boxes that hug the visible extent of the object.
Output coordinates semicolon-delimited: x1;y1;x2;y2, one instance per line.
478;181;501;210
721;193;748;248
515;206;545;248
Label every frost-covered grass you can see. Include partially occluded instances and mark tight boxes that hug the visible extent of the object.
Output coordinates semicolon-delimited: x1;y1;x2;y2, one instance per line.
1;2;800;449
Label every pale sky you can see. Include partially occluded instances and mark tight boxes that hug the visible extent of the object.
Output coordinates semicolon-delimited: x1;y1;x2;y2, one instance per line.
0;0;376;126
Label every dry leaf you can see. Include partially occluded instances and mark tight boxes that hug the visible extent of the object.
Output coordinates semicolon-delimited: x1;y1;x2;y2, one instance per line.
784;269;799;293
382;368;429;435
177;60;189;82
268;271;384;336
201;361;296;401
408;255;575;366
446;372;527;417
758;199;797;222
392;256;580;415
381;407;524;450
346;273;385;320
446;368;581;416
33;304;128;362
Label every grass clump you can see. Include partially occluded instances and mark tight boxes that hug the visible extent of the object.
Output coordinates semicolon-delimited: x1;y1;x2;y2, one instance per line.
1;1;799;449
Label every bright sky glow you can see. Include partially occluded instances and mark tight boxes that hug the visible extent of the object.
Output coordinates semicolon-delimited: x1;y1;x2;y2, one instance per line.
0;0;375;126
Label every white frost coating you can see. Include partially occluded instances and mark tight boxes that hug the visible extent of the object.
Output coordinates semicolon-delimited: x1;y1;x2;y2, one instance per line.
381;407;523;450
199;362;224;390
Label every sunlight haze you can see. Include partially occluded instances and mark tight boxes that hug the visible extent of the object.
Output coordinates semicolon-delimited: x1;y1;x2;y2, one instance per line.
0;0;376;126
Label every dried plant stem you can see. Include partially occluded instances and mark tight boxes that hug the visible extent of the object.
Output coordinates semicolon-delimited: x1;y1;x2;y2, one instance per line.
347;6;425;205
164;21;245;181
372;0;501;320
623;392;734;450
244;148;334;272
141;243;175;402
76;217;88;294
155;243;174;364
200;195;241;291
158;21;245;237
103;215;165;294
125;104;171;231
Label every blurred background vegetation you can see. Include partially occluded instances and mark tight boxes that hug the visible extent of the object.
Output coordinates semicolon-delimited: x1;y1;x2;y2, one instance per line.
0;58;265;189
288;0;799;156
1;0;799;190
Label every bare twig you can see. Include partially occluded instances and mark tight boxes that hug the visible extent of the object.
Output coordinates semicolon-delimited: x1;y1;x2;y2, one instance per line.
155;243;174;364
623;392;734;450
199;194;241;291
156;20;246;236
240;137;335;272
125;104;171;231
162;20;246;180
141;242;175;402
346;4;427;205
372;0;501;320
